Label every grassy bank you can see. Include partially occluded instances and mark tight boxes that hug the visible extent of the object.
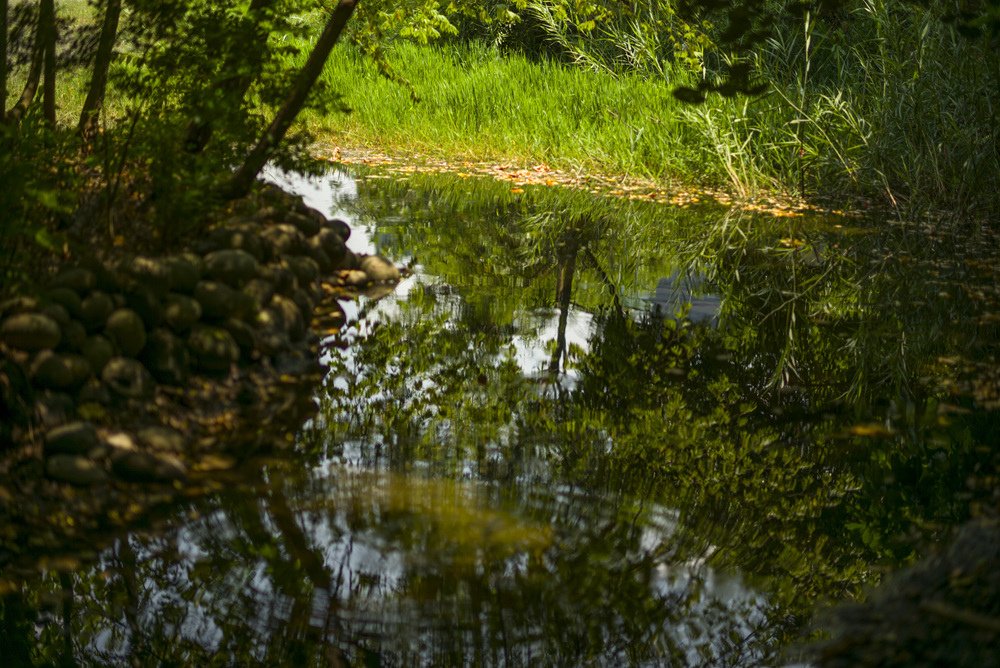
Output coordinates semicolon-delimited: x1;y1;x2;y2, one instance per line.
302;9;999;219
306;41;708;186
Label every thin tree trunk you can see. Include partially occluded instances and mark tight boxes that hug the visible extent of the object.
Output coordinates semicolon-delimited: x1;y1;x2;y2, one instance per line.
1;0;8;124
79;0;121;140
222;0;357;200
40;0;55;126
5;9;43;125
183;0;271;153
548;237;579;375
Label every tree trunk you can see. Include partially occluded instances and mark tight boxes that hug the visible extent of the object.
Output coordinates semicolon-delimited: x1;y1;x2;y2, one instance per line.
5;8;44;125
79;0;121;140
222;0;357;200
40;0;55;126
1;0;8;124
183;0;272;153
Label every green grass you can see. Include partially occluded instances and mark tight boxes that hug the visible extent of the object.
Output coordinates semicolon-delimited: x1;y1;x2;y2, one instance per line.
307;41;714;185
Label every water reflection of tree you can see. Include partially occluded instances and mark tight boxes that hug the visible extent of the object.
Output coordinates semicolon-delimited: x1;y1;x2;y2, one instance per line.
332;170;1000;643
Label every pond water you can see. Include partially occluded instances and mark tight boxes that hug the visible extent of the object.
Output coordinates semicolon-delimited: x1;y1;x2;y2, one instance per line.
4;166;1000;666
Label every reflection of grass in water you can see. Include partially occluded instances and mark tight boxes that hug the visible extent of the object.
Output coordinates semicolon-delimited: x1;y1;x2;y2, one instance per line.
311;470;553;567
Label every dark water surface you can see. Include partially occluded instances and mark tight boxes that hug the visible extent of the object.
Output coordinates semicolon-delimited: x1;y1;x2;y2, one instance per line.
4;167;1000;666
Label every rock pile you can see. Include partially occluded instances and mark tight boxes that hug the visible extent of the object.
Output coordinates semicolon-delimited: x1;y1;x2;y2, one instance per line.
0;183;402;551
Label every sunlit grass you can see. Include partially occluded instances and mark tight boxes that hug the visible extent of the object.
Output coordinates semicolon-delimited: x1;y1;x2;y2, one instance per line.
306;41;716;186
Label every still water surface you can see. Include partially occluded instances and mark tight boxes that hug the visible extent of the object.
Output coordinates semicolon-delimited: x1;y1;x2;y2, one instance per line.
7;166;1000;666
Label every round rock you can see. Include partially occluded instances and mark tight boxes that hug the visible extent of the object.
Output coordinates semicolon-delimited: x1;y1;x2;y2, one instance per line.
188;325;240;373
163;293;202;333
111;450;186;484
44;288;82;318
164;255;203;293
126;256;172;296
1;313;61;351
141;328;190;385
46;454;108;486
328;218;351;242
50;268;96;294
194;281;238;320
31;352;93;390
81;335;115;375
105;309;147;358
203;249;260;288
45;421;99;456
102;357;155;399
360;255;401;283
79;291;115;332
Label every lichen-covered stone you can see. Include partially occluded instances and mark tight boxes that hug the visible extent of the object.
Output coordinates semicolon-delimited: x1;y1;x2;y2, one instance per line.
141;328;190;385
203;249;260;287
44;421;99;456
1;313;61;351
187;325;240;373
105;309;147;358
163;293;202;333
102;357;155;399
46;454;107;486
79;291;115;332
